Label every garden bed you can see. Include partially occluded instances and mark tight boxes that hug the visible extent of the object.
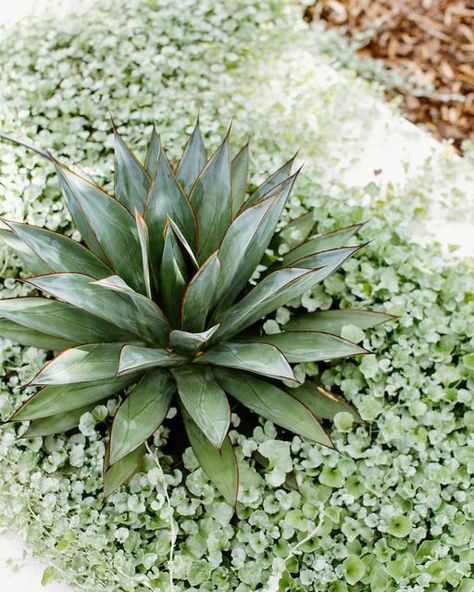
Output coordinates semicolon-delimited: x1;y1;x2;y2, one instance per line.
0;1;473;591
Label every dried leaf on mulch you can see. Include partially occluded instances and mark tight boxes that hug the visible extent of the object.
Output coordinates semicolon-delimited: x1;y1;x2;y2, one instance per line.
304;0;474;151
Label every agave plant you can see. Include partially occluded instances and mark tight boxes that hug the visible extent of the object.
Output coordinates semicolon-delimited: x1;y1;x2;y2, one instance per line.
0;122;392;505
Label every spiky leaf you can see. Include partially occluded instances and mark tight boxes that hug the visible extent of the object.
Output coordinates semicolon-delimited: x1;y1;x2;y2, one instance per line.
92;275;170;343
144;127;161;176
135;210;152;299
231;142;249;216
0;226;52;274
215;266;334;340
52;161;105;259
28;273;169;344
196;342;296;382
145;146;197;261
169;325;220;353
118;345;186;375
12;376;135;420
0;318;74;351
282;223;364;266
31;343;124;386
215;240;361;340
189;133;231;262
173;366;230;449
182;407;238;506
5;221;111;278
54;161;146;292
245;331;369;363
104;444;146;497
176;121;207;194
285;245;361;269
22;405;94;438
167;217;199;269
160;224;188;325
277;212;314;249
246;153;296;208
0;297;135;344
113;128;150;211
181;252;220;332
109;370;175;464
288;383;361;422
215;369;333;447
215;174;297;310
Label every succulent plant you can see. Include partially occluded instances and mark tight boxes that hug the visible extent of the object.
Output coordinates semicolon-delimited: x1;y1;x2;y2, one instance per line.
0;123;392;504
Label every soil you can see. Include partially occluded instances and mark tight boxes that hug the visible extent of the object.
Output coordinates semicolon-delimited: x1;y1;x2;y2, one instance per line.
303;0;474;151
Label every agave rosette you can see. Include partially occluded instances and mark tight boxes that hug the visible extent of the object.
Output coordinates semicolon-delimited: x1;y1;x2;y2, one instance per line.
0;123;392;504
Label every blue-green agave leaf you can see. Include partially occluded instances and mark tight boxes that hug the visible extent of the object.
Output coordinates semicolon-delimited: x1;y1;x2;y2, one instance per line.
195;341;297;382
113;127;150;211
181;251;220;332
231;142;249;217
0;225;54;275
277;212;314;249
5;220;111;278
0;318;75;351
109;369;175;464
22;405;95;438
189;131;231;262
11;375;136;421
53;161;146;293
244;331;370;363
118;345;187;375
92;274;170;343
215;173;298;310
181;406;238;506
173;366;230;449
104;443;146;497
30;343;124;386
27;273;168;344
214;266;332;340
176;121;207;195
144;127;161;176
145;146;197;261
160;224;189;325
282;223;365;266
169;325;220;353
167;217;199;269
245;152;297;208
215;369;333;448
288;244;364;269
0;297;135;344
52;160;105;260
134;210;152;299
288;382;361;422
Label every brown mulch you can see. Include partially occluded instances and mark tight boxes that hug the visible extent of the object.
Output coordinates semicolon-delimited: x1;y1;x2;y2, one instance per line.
303;0;474;151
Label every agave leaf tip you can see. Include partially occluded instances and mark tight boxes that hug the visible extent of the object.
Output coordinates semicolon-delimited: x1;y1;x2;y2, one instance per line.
0;131;51;161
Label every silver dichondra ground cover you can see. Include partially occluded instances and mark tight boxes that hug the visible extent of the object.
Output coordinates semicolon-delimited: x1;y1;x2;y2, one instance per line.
0;1;472;591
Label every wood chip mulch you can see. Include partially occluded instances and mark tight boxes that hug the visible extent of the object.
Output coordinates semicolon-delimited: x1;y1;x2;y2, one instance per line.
303;0;474;151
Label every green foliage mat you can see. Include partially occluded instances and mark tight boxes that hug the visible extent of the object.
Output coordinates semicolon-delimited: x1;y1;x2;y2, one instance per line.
0;1;473;591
